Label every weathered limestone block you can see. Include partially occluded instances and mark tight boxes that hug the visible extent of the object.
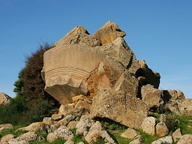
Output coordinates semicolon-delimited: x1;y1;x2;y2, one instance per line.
164;90;192;116
94;21;126;45
141;84;164;110
0;124;13;132
85;121;117;144
0;93;11;106
0;134;14;143
156;122;169;137
43;44;106;104
121;128;140;139
90;89;148;129
141;117;156;136
177;134;192;144
151;136;173;144
172;128;182;142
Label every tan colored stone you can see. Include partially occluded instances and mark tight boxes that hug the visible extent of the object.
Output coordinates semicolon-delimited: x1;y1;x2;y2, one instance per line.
121;128;140;139
42;117;55;125
64;139;75;144
0;134;14;142
172;128;182;142
94;21;126;45
151;136;173;144
177;134;192;144
0;93;11;106
52;114;63;121
141;117;156;136
141;84;164;110
0;124;13;132
57;114;75;126
17;122;47;133
85;121;117;144
156;122;169;137
90;89;148;129
67;121;79;129
47;133;58;143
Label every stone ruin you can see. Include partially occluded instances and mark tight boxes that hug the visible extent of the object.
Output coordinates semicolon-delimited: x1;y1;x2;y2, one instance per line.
42;21;192;129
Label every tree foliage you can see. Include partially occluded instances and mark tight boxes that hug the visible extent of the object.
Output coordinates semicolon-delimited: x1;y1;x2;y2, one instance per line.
0;43;59;125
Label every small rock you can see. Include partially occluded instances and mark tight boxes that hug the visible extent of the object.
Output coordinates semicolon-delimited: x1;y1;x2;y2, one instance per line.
141;117;156;135
64;139;75;144
42;117;55;125
57;114;75;126
85;121;117;144
9;132;43;144
177;134;192;144
121;128;140;139
151;136;173;144
172;128;182;142
129;138;143;144
47;133;58;143
67;121;79;129
54;126;74;140
17;122;47;133
156;122;169;137
52;114;63;121
76;116;95;136
0;134;14;142
0;124;13;132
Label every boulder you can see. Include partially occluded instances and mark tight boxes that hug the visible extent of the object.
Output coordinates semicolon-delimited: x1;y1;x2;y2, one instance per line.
141;84;164;111
47;133;58;143
90;89;148;129
141;117;156;136
17;122;47;133
42;21;159;106
151;136;173;144
42;117;55;125
51;114;63;121
64;139;75;144
177;134;192;144
172;128;182;142
164;90;192;116
85;121;117;144
0;124;13;132
0;134;14;143
121;128;140;139
93;21;126;45
156;122;169;137
75;115;95;136
0;93;11;106
57;114;75;126
9;132;43;144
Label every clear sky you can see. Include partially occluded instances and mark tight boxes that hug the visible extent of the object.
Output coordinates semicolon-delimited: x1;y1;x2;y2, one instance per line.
0;0;192;98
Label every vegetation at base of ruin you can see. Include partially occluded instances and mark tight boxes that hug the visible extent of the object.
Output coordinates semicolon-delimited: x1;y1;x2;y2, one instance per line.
0;43;59;125
0;113;191;143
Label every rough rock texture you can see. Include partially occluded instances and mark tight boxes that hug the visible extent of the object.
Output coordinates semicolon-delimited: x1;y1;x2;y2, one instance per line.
42;21;160;105
47;126;74;143
151;136;173;144
121;128;140;139
90;89;148;129
141;117;156;135
164;90;192;116
0;93;11;106
17;122;48;133
85;121;117;144
75;115;95;136
141;84;164;111
9;132;43;144
172;128;182;142
0;124;13;132
0;134;14;143
177;134;192;144
156;122;169;137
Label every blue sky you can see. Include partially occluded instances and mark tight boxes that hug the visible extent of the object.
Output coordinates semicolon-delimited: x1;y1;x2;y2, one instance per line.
0;0;192;98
